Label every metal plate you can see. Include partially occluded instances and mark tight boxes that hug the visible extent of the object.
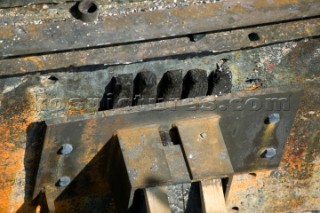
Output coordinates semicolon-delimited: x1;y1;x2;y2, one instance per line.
163;146;190;183
1;0;320;58
33;86;303;210
114;125;191;211
175;116;233;180
117;125;172;188
1;17;320;75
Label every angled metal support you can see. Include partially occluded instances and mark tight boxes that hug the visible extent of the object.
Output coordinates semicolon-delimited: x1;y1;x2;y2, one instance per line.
32;86;303;212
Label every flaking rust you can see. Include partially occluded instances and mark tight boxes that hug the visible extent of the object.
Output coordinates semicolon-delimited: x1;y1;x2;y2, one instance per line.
0;31;319;212
226;82;320;211
0;81;40;212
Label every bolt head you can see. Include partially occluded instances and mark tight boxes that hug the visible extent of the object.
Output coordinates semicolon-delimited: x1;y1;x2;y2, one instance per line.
265;113;280;124
260;147;277;158
200;132;207;139
58;144;73;155
56;176;71;187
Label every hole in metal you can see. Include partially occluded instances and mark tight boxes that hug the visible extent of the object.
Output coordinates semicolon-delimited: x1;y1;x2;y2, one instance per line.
249;172;257;177
232;206;239;212
248;32;260;41
189;33;206;42
87;3;97;13
48;76;58;81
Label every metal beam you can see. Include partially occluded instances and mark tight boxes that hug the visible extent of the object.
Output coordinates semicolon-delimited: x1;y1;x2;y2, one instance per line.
1;0;319;58
1;17;320;76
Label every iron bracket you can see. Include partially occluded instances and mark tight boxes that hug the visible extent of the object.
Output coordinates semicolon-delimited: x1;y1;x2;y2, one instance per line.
33;86;303;212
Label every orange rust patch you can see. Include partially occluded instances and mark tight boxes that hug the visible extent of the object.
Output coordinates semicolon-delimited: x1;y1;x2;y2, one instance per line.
282;137;306;172
0;28;14;39
244;84;262;91
26;24;40;39
80;119;99;163
0;90;39;212
253;0;299;9
230;4;246;14
173;3;221;20
0;143;24;213
287;197;304;209
281;107;311;173
227;171;270;206
23;56;45;71
19;67;27;73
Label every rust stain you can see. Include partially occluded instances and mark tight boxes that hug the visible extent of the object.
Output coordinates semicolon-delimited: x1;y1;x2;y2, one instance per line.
23;56;45;71
253;0;300;9
80;119;99;164
282;121;307;173
261;123;276;147
0;143;24;213
230;4;246;14
0;28;14;39
0;86;39;212
281;83;320;179
244;84;262;91
26;24;40;39
19;67;27;73
173;3;220;20
263;60;276;72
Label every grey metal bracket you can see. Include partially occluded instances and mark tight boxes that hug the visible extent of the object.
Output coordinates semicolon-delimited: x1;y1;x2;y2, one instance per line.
32;86;303;212
111;116;233;212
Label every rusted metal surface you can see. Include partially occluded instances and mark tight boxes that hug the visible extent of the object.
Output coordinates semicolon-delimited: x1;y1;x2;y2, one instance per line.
0;0;146;8
78;0;99;23
117;125;189;187
133;71;157;106
33;87;302;211
0;0;67;8
113;125;190;212
1;17;320;76
113;116;232;212
1;0;320;58
0;37;319;212
182;69;208;98
226;81;320;212
174;117;233;180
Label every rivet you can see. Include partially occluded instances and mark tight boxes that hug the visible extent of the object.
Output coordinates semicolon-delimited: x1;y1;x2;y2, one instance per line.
260;147;277;158
264;113;280;124
58;144;73;155
200;132;207;139
56;176;71;187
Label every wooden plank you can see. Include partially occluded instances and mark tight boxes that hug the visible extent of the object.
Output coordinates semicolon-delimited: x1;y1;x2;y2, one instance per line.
200;179;226;213
144;186;171;213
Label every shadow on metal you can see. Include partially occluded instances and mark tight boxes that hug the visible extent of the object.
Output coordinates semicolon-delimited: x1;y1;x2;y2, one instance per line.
16;122;47;213
54;137;116;212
